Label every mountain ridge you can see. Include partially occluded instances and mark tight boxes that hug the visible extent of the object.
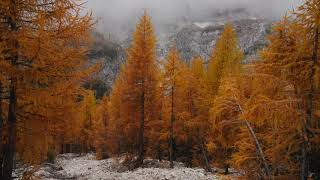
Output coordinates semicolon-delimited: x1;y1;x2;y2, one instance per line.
89;8;273;94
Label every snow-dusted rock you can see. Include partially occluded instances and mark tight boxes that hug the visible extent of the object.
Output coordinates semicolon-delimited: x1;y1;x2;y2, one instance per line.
159;18;271;63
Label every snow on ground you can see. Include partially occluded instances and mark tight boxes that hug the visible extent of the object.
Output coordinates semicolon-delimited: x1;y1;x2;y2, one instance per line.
14;153;229;180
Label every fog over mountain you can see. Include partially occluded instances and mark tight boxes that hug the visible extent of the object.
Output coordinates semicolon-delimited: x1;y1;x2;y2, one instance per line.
87;0;301;36
85;0;302;91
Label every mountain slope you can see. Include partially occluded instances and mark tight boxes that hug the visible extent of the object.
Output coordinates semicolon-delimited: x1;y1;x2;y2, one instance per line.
89;8;273;94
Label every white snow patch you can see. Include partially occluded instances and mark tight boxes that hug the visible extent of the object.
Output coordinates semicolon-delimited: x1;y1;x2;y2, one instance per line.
15;153;223;180
193;22;214;29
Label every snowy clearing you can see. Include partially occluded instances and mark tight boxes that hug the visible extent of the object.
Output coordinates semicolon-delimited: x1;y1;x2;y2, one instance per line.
13;153;238;180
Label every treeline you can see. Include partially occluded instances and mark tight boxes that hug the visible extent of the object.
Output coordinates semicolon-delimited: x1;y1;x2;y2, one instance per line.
0;0;320;180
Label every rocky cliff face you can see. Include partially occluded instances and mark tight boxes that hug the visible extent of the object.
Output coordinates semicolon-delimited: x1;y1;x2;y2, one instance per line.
157;8;272;63
86;32;126;97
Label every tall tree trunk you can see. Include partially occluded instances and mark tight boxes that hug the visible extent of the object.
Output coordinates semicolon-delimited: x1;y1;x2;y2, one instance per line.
117;140;121;156
136;92;145;167
0;82;4;178
3;79;17;180
238;103;270;179
157;142;162;162
301;140;307;180
169;86;174;168
244;120;270;179
224;166;229;175
3;1;19;178
200;141;212;172
303;26;319;180
196;128;211;172
298;101;309;180
63;144;67;154
307;27;319;131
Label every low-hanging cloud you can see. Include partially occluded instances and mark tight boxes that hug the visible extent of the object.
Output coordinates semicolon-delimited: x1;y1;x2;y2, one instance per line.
86;0;302;36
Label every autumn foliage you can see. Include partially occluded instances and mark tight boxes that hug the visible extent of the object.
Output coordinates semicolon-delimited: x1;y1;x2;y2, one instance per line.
0;0;320;179
0;0;96;178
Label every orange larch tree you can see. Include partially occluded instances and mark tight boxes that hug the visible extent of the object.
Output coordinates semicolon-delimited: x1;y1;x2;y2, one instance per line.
108;66;128;155
162;46;185;168
0;0;94;178
93;95;109;160
206;22;243;174
257;1;320;177
79;90;97;153
207;23;243;96
121;11;160;167
187;57;212;171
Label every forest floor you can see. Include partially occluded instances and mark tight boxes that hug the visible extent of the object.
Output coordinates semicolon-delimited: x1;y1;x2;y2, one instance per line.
13;153;241;180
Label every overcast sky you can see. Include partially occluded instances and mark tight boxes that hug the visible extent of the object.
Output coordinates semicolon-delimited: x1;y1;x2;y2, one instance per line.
86;0;302;35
